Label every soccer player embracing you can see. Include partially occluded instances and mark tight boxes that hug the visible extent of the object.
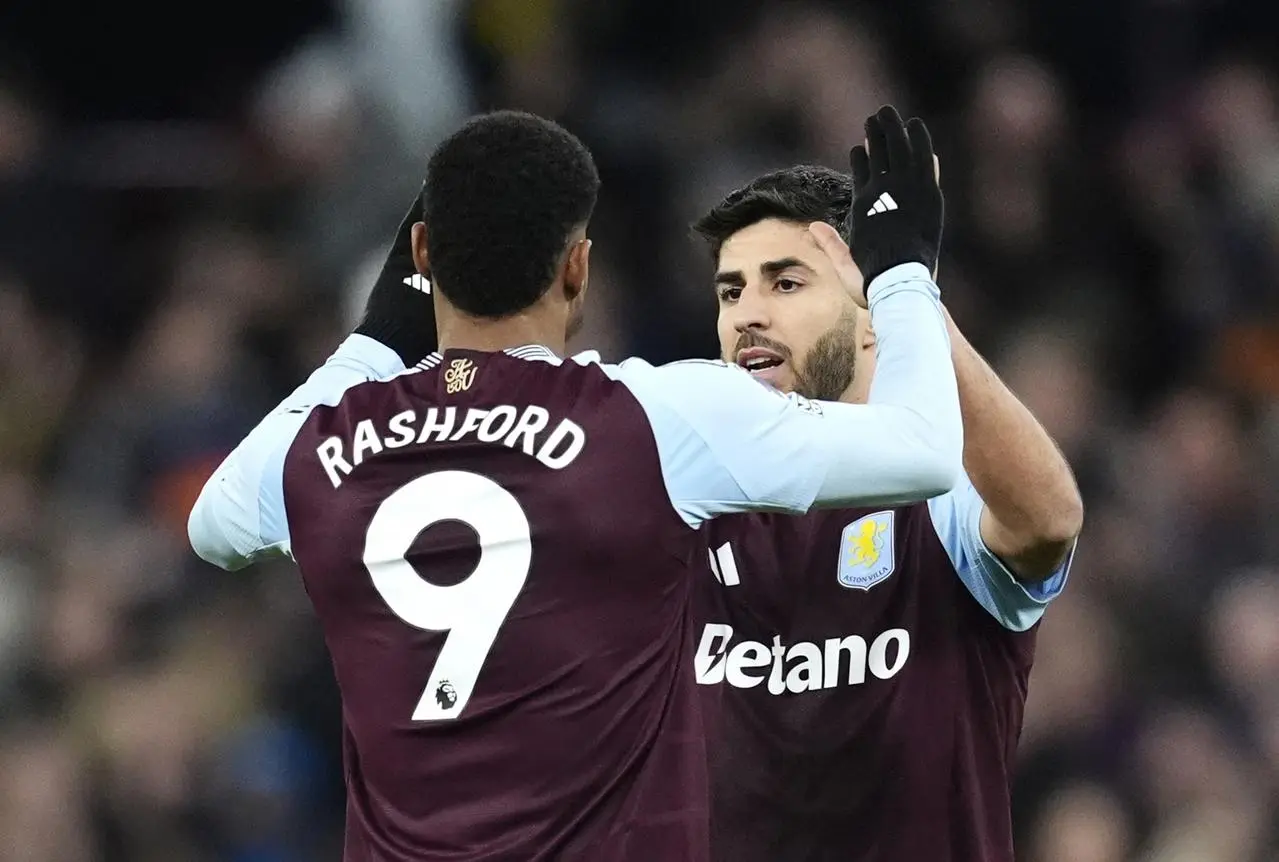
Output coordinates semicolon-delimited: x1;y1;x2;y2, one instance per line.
187;109;968;860
692;106;1083;862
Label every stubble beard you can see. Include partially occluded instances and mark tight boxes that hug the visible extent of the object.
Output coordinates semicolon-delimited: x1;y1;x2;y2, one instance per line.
792;310;860;403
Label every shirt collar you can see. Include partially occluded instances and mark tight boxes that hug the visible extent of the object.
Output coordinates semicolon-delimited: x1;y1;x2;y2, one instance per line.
416;345;600;369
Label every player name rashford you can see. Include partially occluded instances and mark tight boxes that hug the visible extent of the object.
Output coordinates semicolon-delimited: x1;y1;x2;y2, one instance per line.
317;404;587;488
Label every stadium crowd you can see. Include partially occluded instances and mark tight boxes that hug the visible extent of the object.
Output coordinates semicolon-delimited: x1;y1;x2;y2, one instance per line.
1;1;1278;859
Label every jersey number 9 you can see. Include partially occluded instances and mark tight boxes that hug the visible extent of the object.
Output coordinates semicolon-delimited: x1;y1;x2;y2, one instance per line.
363;471;532;721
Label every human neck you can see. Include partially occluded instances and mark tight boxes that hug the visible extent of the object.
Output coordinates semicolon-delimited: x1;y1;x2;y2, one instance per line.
436;309;564;356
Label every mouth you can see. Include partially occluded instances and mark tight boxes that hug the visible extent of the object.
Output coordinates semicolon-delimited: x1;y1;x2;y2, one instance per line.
735;347;786;376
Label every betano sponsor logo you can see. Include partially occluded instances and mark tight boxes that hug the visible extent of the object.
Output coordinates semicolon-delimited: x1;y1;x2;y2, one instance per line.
694;623;910;694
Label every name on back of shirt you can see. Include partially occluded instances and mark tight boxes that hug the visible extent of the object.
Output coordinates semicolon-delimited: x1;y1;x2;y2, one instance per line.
317;405;586;488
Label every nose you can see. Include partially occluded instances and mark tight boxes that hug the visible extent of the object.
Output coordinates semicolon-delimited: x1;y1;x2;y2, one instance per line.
730;287;770;334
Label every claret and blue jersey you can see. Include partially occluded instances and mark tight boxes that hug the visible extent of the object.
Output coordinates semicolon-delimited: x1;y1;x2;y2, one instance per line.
696;476;1072;862
185;263;966;861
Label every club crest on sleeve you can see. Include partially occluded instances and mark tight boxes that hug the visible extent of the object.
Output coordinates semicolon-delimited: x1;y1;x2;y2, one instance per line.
837;511;895;590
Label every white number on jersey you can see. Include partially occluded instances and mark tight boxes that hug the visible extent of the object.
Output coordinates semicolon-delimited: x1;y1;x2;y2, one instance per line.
363;470;532;721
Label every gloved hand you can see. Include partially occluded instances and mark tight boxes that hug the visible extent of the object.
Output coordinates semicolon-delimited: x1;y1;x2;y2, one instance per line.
354;184;440;365
844;106;944;286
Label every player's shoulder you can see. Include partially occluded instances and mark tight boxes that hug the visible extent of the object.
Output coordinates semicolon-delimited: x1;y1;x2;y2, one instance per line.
599;355;734;380
322;360;428;408
599;353;825;398
600;355;821;421
269;347;409;438
596;355;721;401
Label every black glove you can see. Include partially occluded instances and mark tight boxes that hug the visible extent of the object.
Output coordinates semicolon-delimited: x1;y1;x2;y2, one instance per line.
844;106;944;286
354;183;440;365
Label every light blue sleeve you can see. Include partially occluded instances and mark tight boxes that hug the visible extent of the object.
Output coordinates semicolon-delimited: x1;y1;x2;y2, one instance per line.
926;474;1072;632
601;357;814;525
603;264;964;527
187;335;405;571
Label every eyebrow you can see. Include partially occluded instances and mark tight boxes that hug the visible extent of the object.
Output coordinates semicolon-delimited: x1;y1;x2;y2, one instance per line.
760;257;812;278
713;257;815;288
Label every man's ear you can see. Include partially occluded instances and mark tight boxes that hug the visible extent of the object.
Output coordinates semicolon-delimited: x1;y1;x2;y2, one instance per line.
563;237;591;304
411;222;431;279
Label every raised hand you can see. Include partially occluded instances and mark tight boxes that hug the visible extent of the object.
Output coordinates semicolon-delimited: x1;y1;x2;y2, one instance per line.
843;106;944;287
354;183;440;365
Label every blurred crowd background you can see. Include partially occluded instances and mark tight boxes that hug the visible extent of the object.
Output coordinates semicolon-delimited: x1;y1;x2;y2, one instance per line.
1;1;1278;860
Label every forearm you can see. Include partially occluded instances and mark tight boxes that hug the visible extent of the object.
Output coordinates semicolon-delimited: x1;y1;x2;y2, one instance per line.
809;263;963;506
947;313;1082;579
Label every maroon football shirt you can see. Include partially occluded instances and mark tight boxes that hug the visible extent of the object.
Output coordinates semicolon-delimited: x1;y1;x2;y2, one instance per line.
697;500;1057;862
192;266;969;860
283;349;709;861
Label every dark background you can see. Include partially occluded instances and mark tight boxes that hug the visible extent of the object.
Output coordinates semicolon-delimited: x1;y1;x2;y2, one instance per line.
1;2;1278;859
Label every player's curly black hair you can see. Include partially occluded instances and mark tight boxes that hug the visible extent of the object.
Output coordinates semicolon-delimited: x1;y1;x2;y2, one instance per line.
423;111;600;318
692;165;852;258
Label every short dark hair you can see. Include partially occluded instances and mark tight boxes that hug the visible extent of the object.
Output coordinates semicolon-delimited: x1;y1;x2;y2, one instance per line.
692;165;852;258
423;111;600;317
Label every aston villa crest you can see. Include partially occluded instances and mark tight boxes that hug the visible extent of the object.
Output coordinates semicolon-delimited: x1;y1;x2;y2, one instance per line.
836;511;896;590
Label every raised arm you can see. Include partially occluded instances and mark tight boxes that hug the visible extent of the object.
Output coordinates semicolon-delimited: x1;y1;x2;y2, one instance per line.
944;312;1082;580
612;258;961;527
187;335;404;570
922;317;1081;630
618;107;960;526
